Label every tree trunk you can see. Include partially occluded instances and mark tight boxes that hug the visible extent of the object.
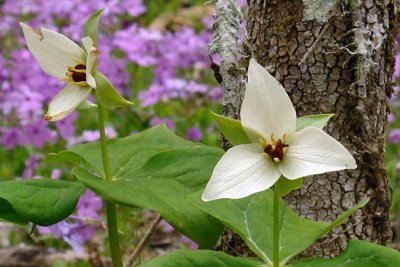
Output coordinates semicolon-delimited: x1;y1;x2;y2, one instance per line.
220;0;398;258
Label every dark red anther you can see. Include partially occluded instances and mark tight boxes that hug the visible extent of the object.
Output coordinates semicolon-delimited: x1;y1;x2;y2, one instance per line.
71;64;87;82
264;139;288;162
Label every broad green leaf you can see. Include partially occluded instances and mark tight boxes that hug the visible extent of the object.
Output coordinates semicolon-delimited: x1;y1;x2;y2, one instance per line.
289;239;400;267
83;8;104;42
211;112;251;145
296;114;334;131
51;125;224;248
94;71;134;108
191;190;367;265
0;198;26;225
139;250;264;267
0;179;85;226
274;177;303;197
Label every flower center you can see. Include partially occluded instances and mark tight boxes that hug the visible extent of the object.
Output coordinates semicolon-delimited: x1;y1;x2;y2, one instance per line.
260;133;289;163
66;64;87;84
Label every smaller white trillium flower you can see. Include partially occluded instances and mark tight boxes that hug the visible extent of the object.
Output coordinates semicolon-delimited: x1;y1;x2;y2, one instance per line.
20;22;99;121
202;59;357;201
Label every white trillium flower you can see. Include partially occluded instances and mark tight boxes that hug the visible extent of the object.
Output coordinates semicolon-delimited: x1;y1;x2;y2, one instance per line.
20;22;99;121
202;59;357;201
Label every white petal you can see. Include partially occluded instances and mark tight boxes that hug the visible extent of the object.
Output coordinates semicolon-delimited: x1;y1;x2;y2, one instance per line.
45;85;92;121
81;36;98;88
20;22;85;79
241;59;297;142
202;144;281;201
278;127;357;179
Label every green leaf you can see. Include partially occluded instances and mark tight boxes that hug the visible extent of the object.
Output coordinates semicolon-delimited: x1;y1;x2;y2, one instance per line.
94;71;134;108
139;250;264;267
191;190;368;265
52;125;224;248
83;8;104;42
211;112;251;145
211;113;333;146
296;114;334;131
289;239;400;267
0;179;85;226
274;177;303;197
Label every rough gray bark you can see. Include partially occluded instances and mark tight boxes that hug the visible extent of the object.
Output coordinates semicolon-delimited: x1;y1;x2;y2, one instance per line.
219;0;398;259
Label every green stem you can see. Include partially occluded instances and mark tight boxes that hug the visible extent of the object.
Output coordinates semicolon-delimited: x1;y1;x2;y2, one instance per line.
98;104;123;267
273;187;280;267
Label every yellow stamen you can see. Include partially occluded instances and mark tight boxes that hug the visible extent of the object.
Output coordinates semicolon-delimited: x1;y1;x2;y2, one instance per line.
259;138;267;147
74;81;88;86
273;157;280;163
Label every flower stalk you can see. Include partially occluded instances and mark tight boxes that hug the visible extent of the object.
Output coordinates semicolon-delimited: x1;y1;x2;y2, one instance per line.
97;104;123;267
273;187;280;267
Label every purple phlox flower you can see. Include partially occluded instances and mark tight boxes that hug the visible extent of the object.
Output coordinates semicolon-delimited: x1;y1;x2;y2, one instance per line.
159;27;208;70
67;126;118;147
389;129;400;144
186;127;202;141
208;86;223;102
138;83;164;107
102;0;146;20
139;79;212;107
56;112;77;140
97;40;131;96
186;81;208;94
201;16;214;30
15;86;44;121
159;219;175;233
387;113;395;124
0;126;24;149
77;190;103;220
393;54;400;81
114;24;161;67
149;117;175;131
51;169;61;179
179;235;198;250
22;154;42;178
238;0;248;8
21;120;56;148
38;219;97;256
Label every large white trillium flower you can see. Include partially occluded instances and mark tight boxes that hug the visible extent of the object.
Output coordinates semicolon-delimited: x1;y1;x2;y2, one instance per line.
20;22;99;121
202;59;356;201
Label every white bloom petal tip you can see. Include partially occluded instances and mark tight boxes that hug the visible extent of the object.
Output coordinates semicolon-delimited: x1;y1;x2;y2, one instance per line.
278;127;357;180
241;58;297;142
20;22;86;80
45;85;92;122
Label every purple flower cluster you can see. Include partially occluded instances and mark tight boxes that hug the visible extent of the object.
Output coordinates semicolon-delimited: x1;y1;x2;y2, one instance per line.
0;0;141;150
114;23;222;108
38;190;103;255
